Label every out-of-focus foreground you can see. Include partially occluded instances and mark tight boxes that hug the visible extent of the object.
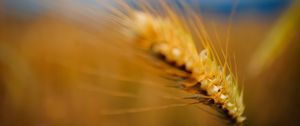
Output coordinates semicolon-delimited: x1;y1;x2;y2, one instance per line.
0;0;300;126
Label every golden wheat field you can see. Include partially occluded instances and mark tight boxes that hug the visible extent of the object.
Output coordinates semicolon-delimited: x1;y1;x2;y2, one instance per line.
0;0;300;126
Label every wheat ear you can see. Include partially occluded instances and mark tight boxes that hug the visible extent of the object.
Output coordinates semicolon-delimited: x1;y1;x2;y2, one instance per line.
109;1;246;124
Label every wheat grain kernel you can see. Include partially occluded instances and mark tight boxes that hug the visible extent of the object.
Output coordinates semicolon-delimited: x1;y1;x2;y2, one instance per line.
207;85;221;95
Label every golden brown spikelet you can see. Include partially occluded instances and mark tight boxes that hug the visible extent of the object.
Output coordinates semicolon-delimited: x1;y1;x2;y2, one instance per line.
108;1;246;124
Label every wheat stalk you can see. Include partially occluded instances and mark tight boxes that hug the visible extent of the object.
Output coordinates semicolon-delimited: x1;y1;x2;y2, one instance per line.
107;1;246;124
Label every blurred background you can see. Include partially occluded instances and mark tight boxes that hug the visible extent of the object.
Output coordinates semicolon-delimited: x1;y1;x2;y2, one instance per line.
0;0;299;126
